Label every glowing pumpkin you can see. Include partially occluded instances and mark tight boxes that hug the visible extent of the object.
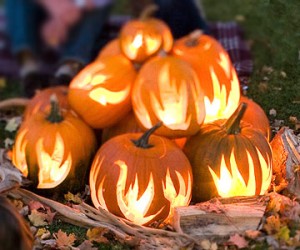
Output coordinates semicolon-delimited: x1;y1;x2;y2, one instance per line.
240;95;271;141
23;86;69;121
132;55;206;138
120;5;173;63
12;96;97;192
90;123;192;226
172;30;241;124
68;55;137;128
183;103;273;202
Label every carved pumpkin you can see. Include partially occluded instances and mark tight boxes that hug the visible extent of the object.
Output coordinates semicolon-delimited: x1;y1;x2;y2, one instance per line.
12;96;97;192
240;96;270;141
90;123;192;225
23;86;69;120
132;55;206;138
120;5;173;63
183;103;273;202
172;30;240;124
68;55;137;128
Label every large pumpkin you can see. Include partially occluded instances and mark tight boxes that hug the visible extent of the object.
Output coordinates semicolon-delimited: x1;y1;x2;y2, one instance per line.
240;95;271;141
172;30;240;124
23;86;69;120
12;96;97;192
183;103;273;202
132;55;206;138
90;123;192;226
68;55;137;128
120;5;173;63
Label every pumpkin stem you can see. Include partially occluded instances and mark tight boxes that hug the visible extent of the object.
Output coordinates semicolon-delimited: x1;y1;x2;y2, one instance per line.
132;122;162;148
185;29;203;47
139;4;159;20
47;94;63;123
224;102;247;135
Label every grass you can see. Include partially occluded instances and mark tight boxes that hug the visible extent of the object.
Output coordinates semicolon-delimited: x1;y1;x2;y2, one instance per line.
202;0;300;124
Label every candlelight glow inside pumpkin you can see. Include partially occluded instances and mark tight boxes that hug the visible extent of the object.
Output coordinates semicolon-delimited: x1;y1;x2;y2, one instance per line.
90;124;192;225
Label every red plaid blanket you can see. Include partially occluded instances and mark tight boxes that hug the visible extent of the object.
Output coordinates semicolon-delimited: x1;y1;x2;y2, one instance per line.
0;14;252;89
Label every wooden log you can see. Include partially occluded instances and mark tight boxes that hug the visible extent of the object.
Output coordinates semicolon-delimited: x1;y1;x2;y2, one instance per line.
270;127;300;198
172;196;268;242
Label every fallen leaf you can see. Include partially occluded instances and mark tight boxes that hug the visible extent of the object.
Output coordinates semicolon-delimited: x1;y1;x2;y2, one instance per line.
64;192;82;204
86;227;110;244
4;138;14;149
245;230;261;240
77;240;97;250
280;71;287;78
235;15;245;22
264;215;281;235
28;200;45;211
28;209;48;227
269;109;277;116
200;239;218;250
0;77;6;88
5;117;22;132
54;229;76;248
228;233;248;249
276;226;290;243
258;82;269;93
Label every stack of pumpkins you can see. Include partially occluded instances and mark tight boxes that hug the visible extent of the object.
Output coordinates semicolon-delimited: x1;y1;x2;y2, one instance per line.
12;12;273;226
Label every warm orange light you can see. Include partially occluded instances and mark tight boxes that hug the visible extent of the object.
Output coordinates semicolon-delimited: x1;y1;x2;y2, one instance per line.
208;149;272;198
12;129;29;176
91;158;192;225
35;133;72;189
204;52;240;123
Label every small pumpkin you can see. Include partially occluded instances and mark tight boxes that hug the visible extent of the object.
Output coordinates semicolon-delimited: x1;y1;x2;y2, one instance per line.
120;5;173;63
183;103;273;202
90;123;192;226
172;30;241;124
240;95;271;141
12;95;97;192
132;55;206;138
23;86;69;120
96;38;121;60
68;55;137;128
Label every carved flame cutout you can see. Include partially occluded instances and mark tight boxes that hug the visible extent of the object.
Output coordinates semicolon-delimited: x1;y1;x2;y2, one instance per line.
163;169;192;219
13;129;29;177
204;63;240;123
208;149;272;198
144;63;203;130
122;32;162;60
35;133;72;189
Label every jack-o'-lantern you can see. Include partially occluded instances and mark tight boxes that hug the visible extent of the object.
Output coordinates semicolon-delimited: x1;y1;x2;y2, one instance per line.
23;86;69;120
68;55;137;128
120;5;173;63
90;123;192;226
12;95;97;192
183;103;272;202
132;55;206;138
240;96;270;141
172;30;240;124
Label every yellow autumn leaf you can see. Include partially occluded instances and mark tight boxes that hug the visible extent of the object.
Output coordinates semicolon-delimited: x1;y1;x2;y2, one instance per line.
64;192;82;204
28;209;48;227
86;227;109;244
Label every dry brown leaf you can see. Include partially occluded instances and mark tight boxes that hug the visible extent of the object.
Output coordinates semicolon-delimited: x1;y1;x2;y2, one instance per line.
28;209;48;227
264;215;281;235
28;200;45;211
77;240;97;250
258;82;268;93
86;227;110;244
54;229;76;248
64;192;82;204
227;233;248;249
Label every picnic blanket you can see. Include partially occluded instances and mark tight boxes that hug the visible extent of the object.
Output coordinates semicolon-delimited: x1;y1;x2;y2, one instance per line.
0;13;252;89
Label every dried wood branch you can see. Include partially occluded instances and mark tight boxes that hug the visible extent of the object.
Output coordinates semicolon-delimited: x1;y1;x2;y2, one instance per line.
8;188;196;250
0;98;29;110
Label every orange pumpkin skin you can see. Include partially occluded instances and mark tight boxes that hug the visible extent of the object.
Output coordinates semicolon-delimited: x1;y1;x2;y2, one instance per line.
96;38;121;60
12;102;97;192
120;18;173;63
90;130;192;225
172;31;240;124
240;96;270;141
183;103;272;202
132;55;206;138
68;55;137;129
24;86;69;120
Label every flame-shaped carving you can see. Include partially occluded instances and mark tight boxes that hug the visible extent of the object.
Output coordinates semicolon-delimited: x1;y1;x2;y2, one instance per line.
204;52;240;123
36;133;72;189
12;129;29;176
208;149;272;198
